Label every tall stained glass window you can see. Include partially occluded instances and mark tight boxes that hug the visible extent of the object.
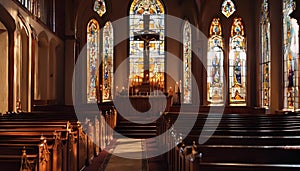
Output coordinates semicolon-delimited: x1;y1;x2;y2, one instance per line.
283;0;299;110
229;17;246;105
260;0;271;109
221;0;236;18
183;20;192;104
129;0;165;92
102;21;114;102
87;19;100;103
94;0;106;17
207;18;224;105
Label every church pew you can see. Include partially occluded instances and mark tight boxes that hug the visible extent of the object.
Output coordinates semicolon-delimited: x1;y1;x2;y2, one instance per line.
198;145;300;164
197;163;300;171
0;148;38;171
0;138;54;171
159;112;300;171
171;139;300;171
0;123;73;171
0;107;117;170
0;119;80;171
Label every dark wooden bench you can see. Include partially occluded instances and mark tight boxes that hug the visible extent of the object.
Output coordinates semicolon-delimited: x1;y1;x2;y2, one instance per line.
0;107;117;171
0;122;72;171
159;112;300;171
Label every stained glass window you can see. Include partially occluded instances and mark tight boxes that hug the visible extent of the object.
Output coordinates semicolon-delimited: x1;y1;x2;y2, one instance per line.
94;0;106;17
87;19;100;103
183;20;192;104
129;0;165;93
260;0;271;109
221;0;236;18
102;21;114;102
283;0;299;110
18;0;31;11
207;18;224;105
229;18;247;105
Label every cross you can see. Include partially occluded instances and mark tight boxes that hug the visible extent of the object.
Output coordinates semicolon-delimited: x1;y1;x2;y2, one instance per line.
133;15;160;85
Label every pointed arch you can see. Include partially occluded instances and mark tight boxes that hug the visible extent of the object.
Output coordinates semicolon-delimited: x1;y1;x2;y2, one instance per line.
0;4;16;111
35;31;49;104
0;21;9;113
87;19;100;103
260;0;271;109
283;0;299;110
49;38;57;101
183;20;192;104
19;28;30;111
102;21;114;102
207;18;224;105
229;17;247;105
129;0;166;92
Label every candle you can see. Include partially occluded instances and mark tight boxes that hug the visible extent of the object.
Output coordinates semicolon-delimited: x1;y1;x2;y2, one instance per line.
179;80;182;93
128;77;130;96
175;82;178;93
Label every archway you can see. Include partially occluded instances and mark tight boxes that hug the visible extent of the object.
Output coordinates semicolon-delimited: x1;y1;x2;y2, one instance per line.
34;32;49;104
49;38;57;103
16;28;30;111
0;21;9;113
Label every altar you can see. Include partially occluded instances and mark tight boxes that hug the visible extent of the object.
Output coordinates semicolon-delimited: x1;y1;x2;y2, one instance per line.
114;95;172;119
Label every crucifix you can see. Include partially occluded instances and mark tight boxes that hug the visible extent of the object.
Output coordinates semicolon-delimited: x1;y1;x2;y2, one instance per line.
133;14;160;92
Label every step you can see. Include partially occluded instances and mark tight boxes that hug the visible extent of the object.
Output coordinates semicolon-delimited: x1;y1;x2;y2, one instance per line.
115;126;156;130
114;132;156;139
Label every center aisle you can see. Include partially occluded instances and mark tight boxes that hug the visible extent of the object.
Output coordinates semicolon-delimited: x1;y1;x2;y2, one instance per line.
104;138;145;171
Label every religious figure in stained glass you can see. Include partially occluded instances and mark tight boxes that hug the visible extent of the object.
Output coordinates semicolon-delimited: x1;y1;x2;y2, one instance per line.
94;0;106;17
129;0;165;94
260;0;271;109
229;17;246;105
183;20;192;104
283;0;299;110
102;22;113;102
87;19;100;103
207;18;224;104
221;0;236;18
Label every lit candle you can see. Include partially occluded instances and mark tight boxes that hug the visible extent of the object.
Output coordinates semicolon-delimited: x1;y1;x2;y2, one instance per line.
179;80;182;93
175;82;178;93
128;77;130;96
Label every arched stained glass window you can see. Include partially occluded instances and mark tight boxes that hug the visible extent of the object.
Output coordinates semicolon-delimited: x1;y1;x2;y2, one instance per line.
87;19;100;103
260;0;271;109
207;18;224;105
102;21;114;102
94;0;106;17
229;17;246;105
183;20;192;104
129;0;165;94
283;0;299;110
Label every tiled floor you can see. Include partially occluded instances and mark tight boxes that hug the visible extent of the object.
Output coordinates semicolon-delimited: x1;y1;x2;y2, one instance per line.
105;138;143;171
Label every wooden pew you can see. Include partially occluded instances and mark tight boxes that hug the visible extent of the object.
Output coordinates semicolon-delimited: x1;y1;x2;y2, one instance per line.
0;117;78;171
0;105;117;171
159;112;300;171
0;121;72;171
